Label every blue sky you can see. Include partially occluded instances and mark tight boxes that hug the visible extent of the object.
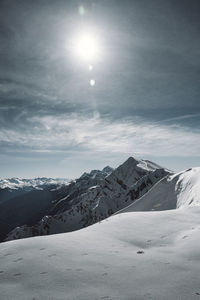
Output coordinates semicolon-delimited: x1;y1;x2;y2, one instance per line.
0;0;200;178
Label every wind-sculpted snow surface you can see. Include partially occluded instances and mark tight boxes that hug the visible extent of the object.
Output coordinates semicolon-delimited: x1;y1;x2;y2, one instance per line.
120;167;200;213
1;207;200;300
5;157;170;241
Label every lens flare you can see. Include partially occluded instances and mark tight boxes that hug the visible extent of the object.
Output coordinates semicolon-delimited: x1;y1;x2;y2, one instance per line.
90;79;95;86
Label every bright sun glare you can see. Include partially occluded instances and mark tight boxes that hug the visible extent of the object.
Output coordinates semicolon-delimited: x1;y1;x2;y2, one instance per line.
73;33;99;62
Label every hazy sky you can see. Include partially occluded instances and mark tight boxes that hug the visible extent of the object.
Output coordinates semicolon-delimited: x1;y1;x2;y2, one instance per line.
0;0;200;178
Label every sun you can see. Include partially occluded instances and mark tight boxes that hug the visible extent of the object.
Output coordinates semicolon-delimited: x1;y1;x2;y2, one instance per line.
72;32;100;62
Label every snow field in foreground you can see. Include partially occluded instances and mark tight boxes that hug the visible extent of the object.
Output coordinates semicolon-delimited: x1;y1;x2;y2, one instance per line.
1;207;200;300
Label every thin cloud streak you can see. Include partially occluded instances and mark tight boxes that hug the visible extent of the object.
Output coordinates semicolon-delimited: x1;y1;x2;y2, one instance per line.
162;113;200;122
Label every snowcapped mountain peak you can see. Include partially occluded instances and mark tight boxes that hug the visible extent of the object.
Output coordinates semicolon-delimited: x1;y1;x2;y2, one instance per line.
122;156;139;167
117;156;165;173
108;156;167;188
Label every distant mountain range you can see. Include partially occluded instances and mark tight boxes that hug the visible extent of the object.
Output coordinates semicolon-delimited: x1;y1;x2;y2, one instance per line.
0;177;70;191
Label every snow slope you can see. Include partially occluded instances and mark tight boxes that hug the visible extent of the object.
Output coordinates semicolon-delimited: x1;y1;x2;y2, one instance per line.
1;207;200;300
5;157;170;241
120;167;200;213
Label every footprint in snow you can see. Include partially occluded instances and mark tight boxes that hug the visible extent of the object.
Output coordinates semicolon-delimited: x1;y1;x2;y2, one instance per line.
161;235;167;239
4;253;13;257
76;268;83;272
40;271;48;275
14;273;21;276
13;257;23;262
195;292;200;296
102;273;108;276
182;235;188;239
39;248;46;251
48;254;56;257
137;250;144;254
0;270;4;273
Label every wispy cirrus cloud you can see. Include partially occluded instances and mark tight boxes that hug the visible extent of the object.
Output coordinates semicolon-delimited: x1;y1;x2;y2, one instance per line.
0;113;200;157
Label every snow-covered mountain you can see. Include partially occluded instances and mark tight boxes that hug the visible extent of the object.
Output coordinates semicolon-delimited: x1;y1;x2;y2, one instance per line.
120;167;200;213
0;167;113;242
5;157;170;241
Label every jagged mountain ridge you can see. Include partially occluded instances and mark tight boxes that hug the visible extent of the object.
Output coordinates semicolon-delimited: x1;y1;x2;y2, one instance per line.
5;157;171;241
0;166;113;242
